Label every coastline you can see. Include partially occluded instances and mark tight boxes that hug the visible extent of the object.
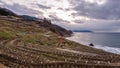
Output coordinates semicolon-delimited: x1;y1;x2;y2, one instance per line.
66;32;120;55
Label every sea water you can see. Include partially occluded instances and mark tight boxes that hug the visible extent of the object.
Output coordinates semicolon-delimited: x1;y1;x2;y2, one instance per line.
66;32;120;54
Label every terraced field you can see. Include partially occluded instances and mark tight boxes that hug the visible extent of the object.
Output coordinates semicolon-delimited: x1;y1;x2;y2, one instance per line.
0;39;120;68
0;16;120;68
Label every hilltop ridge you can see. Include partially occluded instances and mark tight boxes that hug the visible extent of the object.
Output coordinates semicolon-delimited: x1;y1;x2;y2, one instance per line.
0;7;18;16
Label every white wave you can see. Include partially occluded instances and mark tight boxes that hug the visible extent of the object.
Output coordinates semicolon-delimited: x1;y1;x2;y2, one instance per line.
94;45;120;54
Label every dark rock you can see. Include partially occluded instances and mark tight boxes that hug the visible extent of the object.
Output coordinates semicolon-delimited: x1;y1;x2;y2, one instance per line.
89;43;94;47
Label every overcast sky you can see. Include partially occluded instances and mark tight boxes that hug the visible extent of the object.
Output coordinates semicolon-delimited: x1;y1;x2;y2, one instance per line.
1;0;120;32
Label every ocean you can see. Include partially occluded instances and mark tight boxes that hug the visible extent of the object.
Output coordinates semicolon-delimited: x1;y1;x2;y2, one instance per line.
66;32;120;54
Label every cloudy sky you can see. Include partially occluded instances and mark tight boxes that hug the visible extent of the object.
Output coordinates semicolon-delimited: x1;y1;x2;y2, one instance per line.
0;0;120;32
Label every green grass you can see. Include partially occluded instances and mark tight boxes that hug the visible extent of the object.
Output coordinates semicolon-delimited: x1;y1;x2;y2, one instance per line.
0;31;13;40
22;34;37;44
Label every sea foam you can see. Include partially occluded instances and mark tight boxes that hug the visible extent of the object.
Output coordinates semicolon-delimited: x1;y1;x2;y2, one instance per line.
94;45;120;54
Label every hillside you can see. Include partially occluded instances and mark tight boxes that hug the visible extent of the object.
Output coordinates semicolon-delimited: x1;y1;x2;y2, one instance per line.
0;7;120;68
0;7;17;16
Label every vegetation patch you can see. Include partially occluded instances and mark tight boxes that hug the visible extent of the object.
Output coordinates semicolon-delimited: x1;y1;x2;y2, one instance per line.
0;31;13;40
0;20;13;27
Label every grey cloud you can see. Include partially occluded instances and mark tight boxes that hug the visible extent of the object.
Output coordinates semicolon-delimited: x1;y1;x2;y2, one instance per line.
1;2;44;17
57;8;71;11
73;20;84;23
48;14;70;23
57;8;64;10
56;20;120;32
72;0;120;20
1;0;120;32
37;4;51;9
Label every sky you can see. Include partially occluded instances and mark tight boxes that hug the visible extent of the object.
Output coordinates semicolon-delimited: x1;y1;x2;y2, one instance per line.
0;0;120;32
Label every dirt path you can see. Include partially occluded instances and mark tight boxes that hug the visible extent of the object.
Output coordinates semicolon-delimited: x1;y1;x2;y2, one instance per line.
9;39;17;45
56;48;99;56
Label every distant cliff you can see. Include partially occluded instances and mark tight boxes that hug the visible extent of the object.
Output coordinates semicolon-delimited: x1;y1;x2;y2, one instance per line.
73;30;92;32
37;18;72;37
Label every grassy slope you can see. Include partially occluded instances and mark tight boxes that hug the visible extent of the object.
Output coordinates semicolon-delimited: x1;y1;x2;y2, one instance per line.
0;19;57;44
0;18;117;56
0;17;120;67
0;19;117;55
